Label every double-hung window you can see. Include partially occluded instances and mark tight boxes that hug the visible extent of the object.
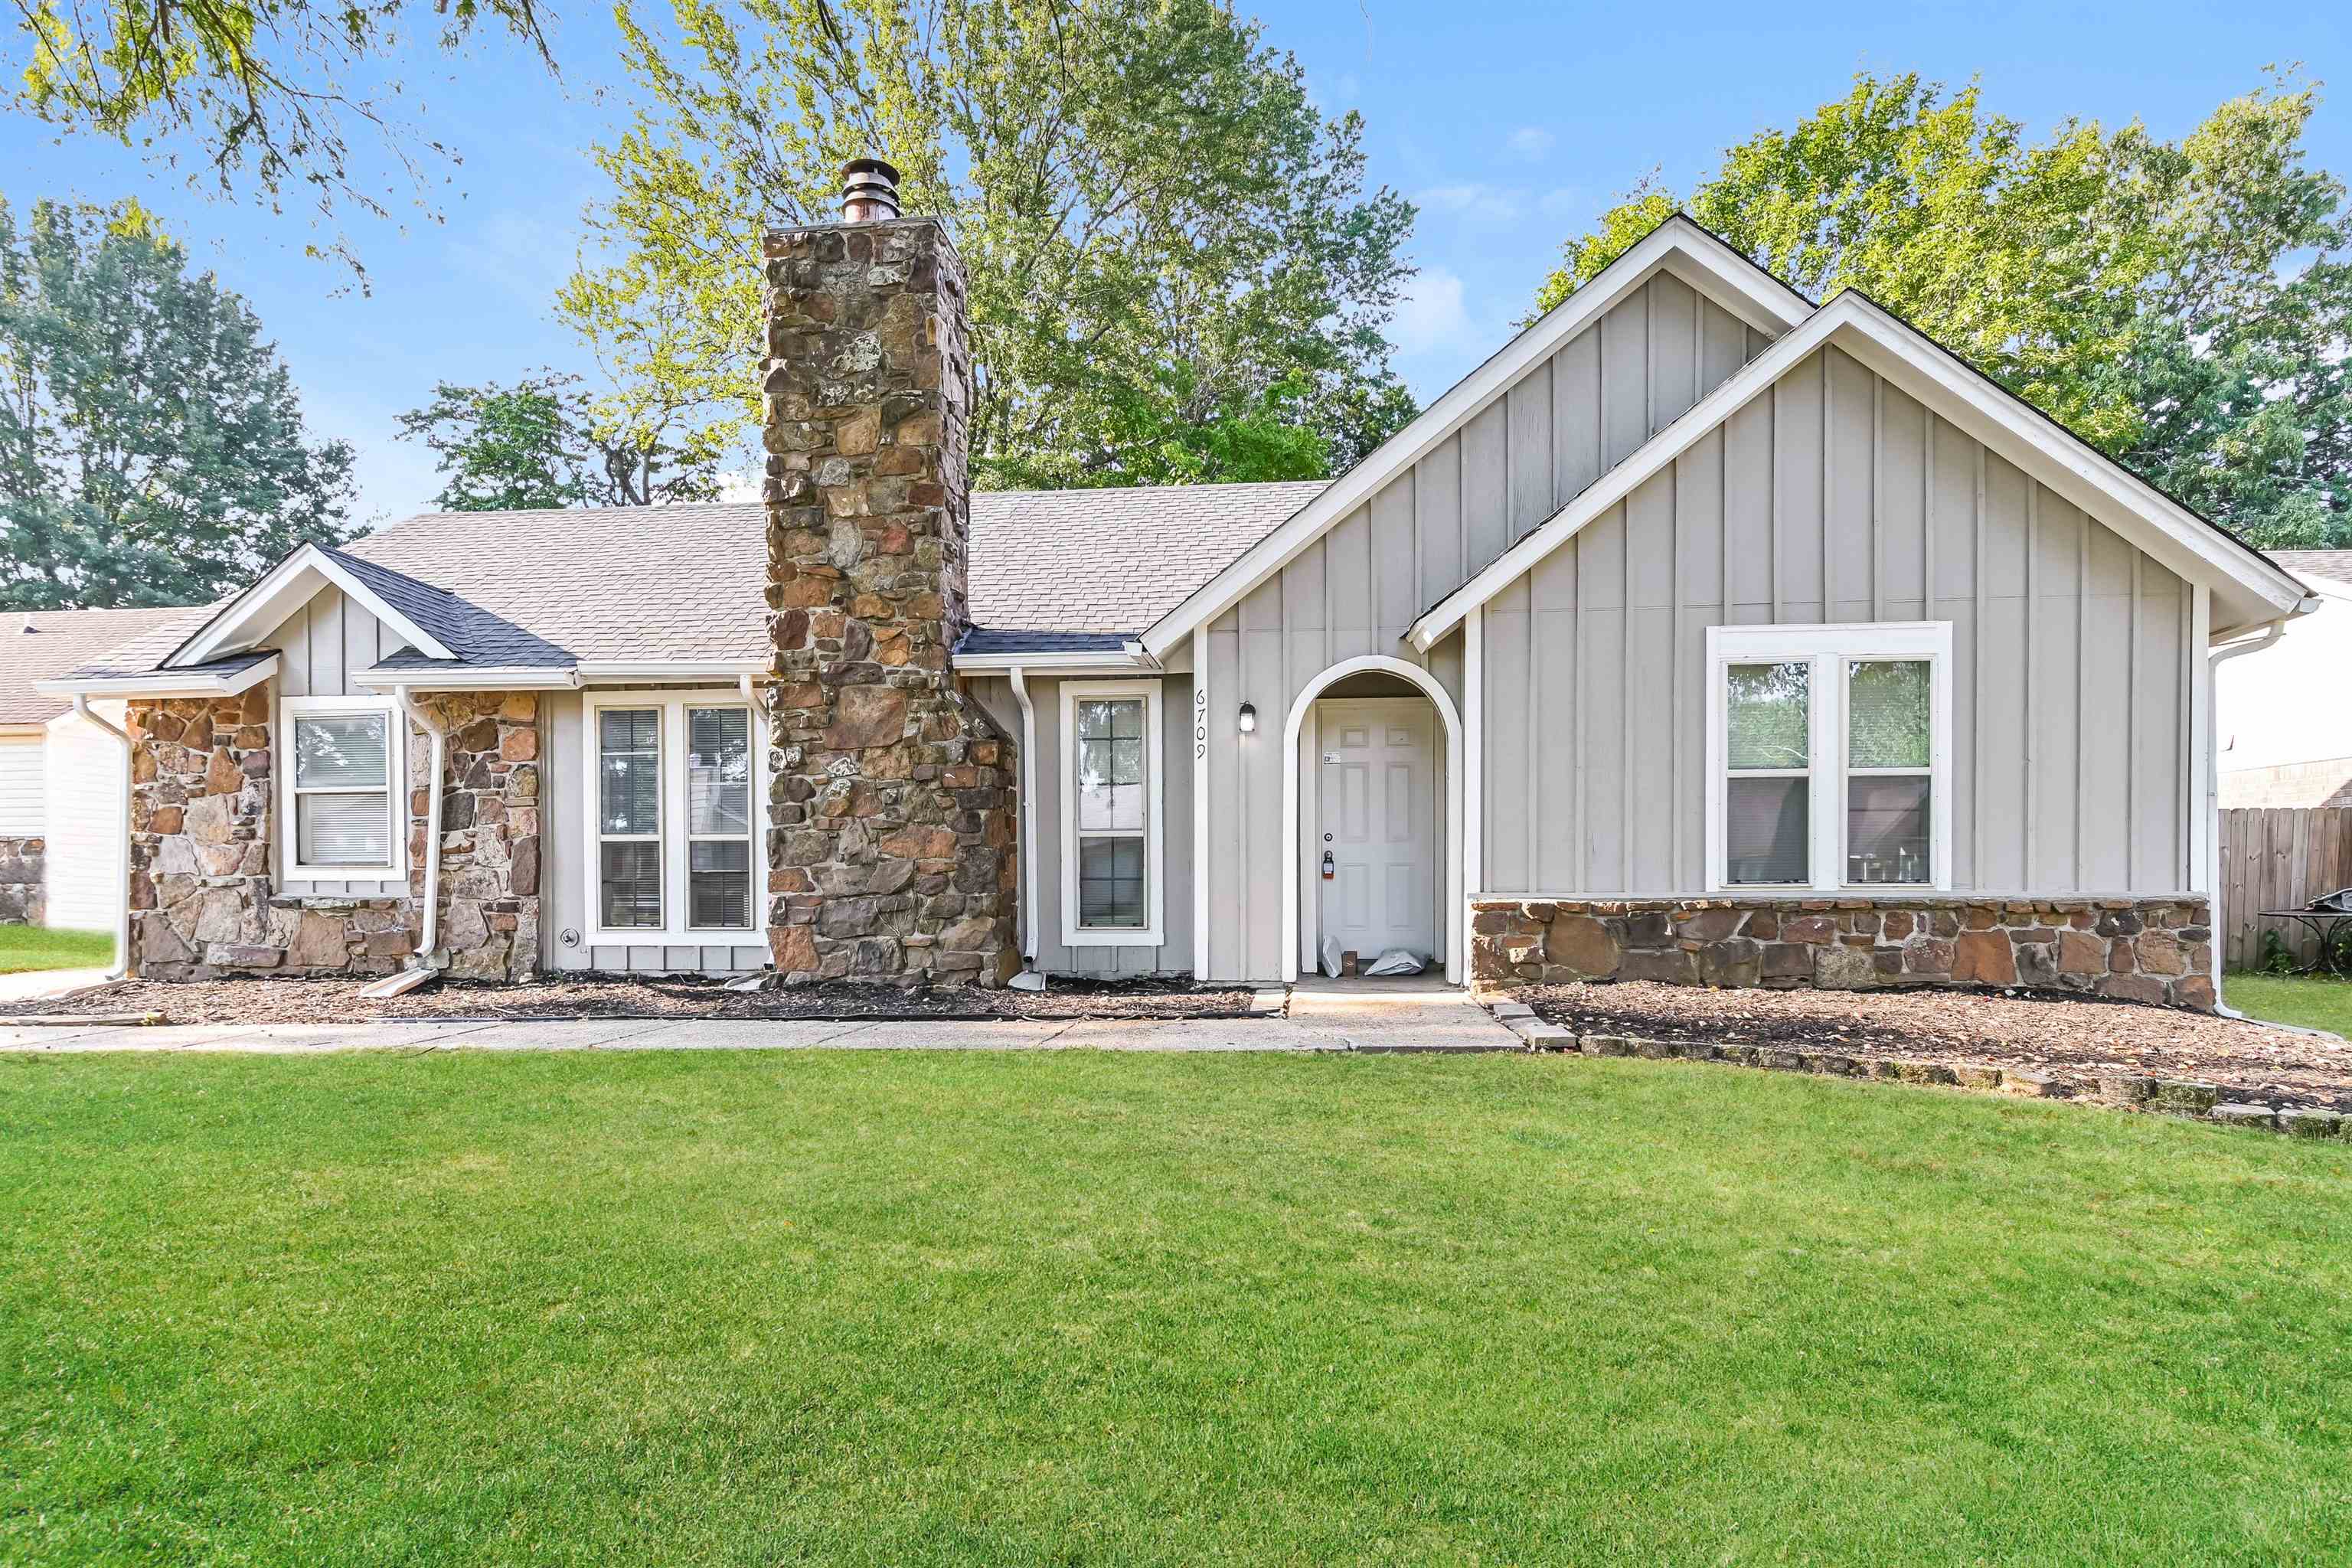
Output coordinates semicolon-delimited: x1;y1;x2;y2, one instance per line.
1707;623;1952;892
282;697;404;876
585;692;760;941
1060;680;1164;946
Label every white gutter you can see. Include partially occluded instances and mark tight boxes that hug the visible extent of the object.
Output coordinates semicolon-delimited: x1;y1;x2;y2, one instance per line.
952;650;1145;674
1008;665;1040;969
2206;618;2290;1016
391;686;449;966
71;695;134;981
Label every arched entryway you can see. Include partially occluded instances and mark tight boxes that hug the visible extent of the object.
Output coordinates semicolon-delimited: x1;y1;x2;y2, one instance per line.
1279;655;1465;984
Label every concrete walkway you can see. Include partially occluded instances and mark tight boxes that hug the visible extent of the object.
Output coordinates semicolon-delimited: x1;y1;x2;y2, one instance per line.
1;978;1521;1055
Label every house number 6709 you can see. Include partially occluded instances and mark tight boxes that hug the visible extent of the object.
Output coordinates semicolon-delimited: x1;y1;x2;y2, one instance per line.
1194;685;1207;760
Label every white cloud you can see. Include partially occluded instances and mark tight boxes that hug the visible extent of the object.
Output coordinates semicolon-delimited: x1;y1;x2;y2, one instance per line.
1416;182;1524;224
1390;267;1472;356
1506;126;1556;162
1539;187;1584;219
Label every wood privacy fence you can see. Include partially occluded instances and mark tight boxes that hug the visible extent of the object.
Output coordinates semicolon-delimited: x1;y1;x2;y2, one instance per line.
2219;808;2352;969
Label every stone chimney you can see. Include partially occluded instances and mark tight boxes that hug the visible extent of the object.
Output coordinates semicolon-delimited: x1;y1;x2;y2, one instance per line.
759;159;1019;987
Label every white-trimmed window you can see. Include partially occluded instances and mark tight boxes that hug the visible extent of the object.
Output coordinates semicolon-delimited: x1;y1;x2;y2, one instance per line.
281;696;405;875
583;691;760;942
1060;679;1164;946
1705;623;1952;892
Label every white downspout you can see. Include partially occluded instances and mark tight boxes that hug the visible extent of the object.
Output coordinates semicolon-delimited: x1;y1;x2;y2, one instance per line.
392;686;447;965
1008;665;1042;987
2207;619;2288;1016
72;695;133;980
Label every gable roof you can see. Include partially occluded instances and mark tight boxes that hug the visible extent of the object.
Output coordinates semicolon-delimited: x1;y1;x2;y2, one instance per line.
1406;289;2314;648
1;606;211;724
1135;214;1818;658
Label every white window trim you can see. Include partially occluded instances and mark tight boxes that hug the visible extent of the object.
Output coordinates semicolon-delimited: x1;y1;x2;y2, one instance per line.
580;689;767;946
279;694;408;878
1060;678;1165;948
1704;622;1954;893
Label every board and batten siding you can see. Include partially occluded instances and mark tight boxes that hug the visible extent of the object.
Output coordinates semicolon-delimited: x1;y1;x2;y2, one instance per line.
1476;345;2194;898
1188;273;1766;978
265;584;415;898
542;688;769;976
965;672;1195;977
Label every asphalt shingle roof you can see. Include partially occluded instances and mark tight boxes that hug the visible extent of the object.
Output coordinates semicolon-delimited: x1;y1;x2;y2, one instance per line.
2273;550;2352;593
0;606;211;724
15;479;1337;690
964;480;1328;636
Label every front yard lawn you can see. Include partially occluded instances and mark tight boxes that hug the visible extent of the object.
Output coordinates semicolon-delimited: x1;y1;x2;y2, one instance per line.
0;925;112;975
4;1050;2347;1564
2227;971;2352;1037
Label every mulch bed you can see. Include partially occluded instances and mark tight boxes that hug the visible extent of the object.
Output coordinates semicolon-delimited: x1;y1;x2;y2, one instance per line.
22;974;1258;1026
1514;981;2352;1110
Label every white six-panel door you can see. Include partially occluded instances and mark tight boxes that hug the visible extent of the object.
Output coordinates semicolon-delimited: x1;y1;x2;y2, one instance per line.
1315;697;1436;963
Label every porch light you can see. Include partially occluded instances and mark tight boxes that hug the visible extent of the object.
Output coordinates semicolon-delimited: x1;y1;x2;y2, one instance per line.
1237;702;1257;734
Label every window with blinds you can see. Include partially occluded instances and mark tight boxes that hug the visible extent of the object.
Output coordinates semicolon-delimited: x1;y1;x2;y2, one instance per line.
286;704;398;871
1060;681;1163;946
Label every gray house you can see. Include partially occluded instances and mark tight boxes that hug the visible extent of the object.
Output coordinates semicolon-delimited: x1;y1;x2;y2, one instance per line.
34;172;2317;1010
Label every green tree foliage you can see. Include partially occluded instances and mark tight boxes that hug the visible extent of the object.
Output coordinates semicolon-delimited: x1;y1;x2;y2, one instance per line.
1534;71;2352;549
557;0;1418;491
0;201;354;609
9;0;557;270
397;373;725;511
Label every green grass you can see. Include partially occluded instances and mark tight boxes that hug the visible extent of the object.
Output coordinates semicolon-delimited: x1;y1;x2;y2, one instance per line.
0;924;113;975
2225;971;2352;1036
3;1051;2348;1565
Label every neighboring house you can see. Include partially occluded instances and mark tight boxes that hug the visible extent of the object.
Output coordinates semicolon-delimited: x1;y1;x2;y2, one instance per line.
2217;551;2352;809
2;607;205;931
33;170;2319;1009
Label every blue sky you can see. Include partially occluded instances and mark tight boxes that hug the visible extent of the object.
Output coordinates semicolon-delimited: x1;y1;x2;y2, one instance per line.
8;0;2347;528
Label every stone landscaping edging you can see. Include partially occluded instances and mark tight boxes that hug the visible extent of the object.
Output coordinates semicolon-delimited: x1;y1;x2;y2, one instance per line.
1485;1001;2350;1142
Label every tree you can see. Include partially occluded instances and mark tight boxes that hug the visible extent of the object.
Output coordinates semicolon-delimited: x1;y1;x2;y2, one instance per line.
557;0;1418;492
0;200;355;609
10;0;557;272
397;373;725;511
1534;71;2352;549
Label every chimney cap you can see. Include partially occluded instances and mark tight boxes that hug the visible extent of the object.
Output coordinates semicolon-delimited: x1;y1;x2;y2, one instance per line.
840;156;903;223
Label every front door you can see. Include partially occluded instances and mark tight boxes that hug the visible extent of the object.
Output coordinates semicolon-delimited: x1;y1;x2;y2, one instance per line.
1317;697;1436;965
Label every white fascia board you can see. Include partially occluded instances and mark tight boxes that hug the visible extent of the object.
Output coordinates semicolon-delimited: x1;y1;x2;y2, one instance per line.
1410;293;2312;650
167;545;456;668
573;661;769;682
351;665;583;691
952;650;1148;674
1138;217;1813;661
2291;570;2352;605
33;653;280;698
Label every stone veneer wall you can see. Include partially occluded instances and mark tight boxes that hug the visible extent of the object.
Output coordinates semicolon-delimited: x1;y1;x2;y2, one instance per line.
1471;895;2216;1012
0;835;41;925
760;215;1018;986
128;691;540;981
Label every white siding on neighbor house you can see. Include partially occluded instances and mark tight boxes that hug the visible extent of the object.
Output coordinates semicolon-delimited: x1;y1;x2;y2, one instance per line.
266;583;414;898
966;672;1195;977
1474;345;2196;898
2218;587;2352;798
542;688;769;976
0;736;43;835
1184;273;1763;979
43;703;126;933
